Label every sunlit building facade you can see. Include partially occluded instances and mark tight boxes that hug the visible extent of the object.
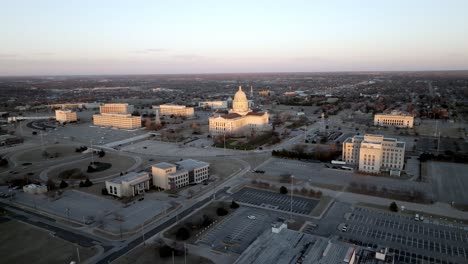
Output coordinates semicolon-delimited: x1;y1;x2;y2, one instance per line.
152;159;210;190
342;134;405;173
100;103;134;114
209;86;269;136
154;104;194;117
55;110;77;123
374;111;414;128
93;113;141;129
105;172;150;198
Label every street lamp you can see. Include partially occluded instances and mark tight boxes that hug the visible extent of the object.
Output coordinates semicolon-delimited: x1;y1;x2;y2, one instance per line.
290;175;294;221
66;207;70;223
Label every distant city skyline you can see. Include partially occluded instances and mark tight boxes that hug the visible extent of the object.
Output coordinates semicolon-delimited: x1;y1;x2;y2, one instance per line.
1;0;468;76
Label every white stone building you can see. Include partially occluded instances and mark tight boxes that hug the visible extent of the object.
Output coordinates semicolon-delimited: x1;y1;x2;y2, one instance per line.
105;172;150;198
342;134;405;173
152;159;209;190
154;104;194;117
374;111;414;128
198;101;228;109
100;103;134;114
209;86;269;136
93;113;141;129
55;110;77;123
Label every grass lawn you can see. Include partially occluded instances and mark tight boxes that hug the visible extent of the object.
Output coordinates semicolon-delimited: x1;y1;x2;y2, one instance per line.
0;217;96;264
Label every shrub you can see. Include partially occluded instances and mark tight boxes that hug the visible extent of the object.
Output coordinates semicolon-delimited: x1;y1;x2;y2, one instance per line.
389;201;398;212
216;207;228;216
101;188;109;195
79;181;85;187
159;245;173;258
84;177;93;187
0;158;8;167
201;215;213;227
176;227;191;240
230;201;240;209
280;186;288;195
59;180;69;189
46;179;56;190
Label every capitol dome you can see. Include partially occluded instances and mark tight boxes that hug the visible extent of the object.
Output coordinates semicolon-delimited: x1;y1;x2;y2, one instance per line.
232;86;249;114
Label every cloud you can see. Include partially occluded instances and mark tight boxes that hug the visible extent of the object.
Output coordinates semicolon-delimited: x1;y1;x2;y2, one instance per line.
171;54;207;61
137;48;167;53
32;52;55;56
0;53;18;58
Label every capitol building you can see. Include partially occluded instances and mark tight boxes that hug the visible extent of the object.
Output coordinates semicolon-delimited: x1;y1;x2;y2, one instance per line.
209;86;269;136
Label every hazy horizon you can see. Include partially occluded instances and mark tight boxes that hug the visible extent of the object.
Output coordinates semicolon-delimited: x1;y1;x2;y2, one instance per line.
2;0;468;76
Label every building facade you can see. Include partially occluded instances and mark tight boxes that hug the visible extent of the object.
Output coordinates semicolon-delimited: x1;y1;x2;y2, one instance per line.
100;103;134;114
198;101;228;109
105;172;150;198
209;86;269;136
374;111;414;128
342;134;405;173
152;159;210;190
155;104;194;117
93;113;141;129
55;110;77;123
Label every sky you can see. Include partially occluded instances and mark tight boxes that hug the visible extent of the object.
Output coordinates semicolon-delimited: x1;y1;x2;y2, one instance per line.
1;0;468;76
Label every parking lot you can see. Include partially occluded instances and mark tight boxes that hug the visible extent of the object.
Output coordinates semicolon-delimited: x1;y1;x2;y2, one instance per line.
338;207;468;264
426;161;468;204
0;187;171;233
258;158;431;197
232;187;319;215
196;207;288;254
43;121;147;146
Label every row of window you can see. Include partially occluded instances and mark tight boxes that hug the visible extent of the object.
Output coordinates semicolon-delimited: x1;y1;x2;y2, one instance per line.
109;186;118;195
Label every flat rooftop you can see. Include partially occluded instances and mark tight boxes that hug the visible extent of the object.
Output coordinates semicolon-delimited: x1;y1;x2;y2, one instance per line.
152;162;176;170
234;228;356;264
109;171;149;184
176;159;209;171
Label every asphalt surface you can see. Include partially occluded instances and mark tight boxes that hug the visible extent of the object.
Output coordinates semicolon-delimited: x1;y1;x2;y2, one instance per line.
339;207;468;264
95;186;230;264
232;187;319;215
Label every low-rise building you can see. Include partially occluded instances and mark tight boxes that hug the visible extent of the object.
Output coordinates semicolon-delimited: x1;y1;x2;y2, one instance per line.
23;184;48;194
198;101;228;109
154;104;194;117
55;110;77;123
151;159;209;190
93;113;141;129
105;172;150;197
374;111;414;128
235;226;358;264
100;103;134;114
342;134;405;173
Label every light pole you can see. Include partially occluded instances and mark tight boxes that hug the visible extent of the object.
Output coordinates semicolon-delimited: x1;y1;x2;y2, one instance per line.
290;175;294;221
90;140;94;164
66;207;70;223
141;223;146;246
76;247;81;263
212;179;216;200
184;242;187;264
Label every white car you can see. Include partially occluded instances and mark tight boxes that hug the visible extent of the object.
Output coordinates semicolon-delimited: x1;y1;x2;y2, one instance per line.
341;224;348;232
247;215;256;220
